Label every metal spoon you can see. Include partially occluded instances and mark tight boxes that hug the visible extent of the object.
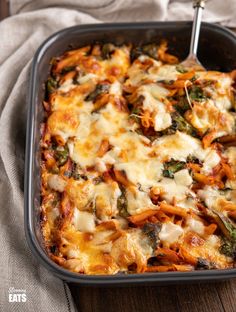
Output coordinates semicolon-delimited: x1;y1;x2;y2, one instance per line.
181;0;207;71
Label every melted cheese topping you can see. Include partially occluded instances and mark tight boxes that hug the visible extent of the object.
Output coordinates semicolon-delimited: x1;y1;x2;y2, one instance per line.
41;43;236;275
159;222;184;244
154;131;206;161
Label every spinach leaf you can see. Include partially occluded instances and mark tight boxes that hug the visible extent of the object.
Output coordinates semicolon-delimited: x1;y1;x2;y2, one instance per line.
206;209;236;259
220;240;236;258
176;65;188;73
101;43;115;59
117;188;129;218
130;46;143;62
142;43;159;60
174;96;191;114
85;83;110;102
46;77;58;95
189;86;206;101
167;111;198;137
142;222;162;250
196;258;216;270
61;66;76;74
54;145;69;166
163;159;186;178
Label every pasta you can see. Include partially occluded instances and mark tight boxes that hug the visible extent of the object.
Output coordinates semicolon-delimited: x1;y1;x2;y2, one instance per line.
40;41;236;275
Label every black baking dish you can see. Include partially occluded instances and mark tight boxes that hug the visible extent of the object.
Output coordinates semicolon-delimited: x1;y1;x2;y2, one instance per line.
24;22;236;285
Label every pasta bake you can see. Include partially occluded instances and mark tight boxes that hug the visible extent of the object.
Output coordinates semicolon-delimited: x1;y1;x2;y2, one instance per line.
40;41;236;274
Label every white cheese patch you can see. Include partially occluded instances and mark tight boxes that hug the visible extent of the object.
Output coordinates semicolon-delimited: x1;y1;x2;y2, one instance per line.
59;79;75;93
215;96;232;111
95;103;131;135
95;158;107;173
94;182;121;220
187;218;205;235
67;249;81;259
75;112;94;140
115;159;163;190
109;131;152;162
174;169;193;186
129;228;153;256
201;150;221;174
148;64;178;82
197;186;222;210
176;197;197;211
135;83;171;131
159;222;184;244
206;234;220;247
49;207;60;222
101;153;116;165
48;175;66;192
225;147;236;174
72;209;95;233
154;112;172;131
154;131;206;162
138;83;171;130
92;230;114;245
77;73;97;84
110;228;153;270
224;147;236;188
156;178;189;202
109;81;122;96
67;140;74;158
126;188;157;215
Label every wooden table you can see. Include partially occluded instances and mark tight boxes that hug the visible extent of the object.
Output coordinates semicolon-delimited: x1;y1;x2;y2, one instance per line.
1;2;235;311
70;281;236;312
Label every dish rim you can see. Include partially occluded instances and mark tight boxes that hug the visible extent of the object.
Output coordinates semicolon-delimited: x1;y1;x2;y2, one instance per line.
24;21;236;285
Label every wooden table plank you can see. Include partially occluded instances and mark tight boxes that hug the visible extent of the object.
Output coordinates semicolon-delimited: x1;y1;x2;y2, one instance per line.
70;280;236;312
215;280;236;312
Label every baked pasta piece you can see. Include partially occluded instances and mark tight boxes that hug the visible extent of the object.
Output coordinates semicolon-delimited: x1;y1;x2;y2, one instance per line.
40;42;236;274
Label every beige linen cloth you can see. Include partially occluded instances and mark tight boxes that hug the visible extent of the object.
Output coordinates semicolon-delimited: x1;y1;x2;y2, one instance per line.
0;0;235;311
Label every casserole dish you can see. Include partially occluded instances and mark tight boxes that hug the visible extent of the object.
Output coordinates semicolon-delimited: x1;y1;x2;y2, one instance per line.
25;22;236;285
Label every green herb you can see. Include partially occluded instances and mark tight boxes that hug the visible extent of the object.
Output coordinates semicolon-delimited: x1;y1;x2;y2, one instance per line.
46;77;58;95
142;222;162;250
63;171;72;178
73;173;88;181
51;166;59;174
158;80;175;85
176;65;188;73
220;240;236;258
93;176;103;185
221;217;236;240
189;86;206;101
170;111;198;137
61;66;76;74
196;258;215;270
117;188;129;218
174;96;191;114
186;155;202;164
130;46;143;62
50;245;57;254
163;159;186;178
129;107;141;123
73;72;81;85
85;83;110;102
210;212;236;259
219;218;236;258
190;75;199;83
142;43;159;60
102;43;115;59
54;145;69;166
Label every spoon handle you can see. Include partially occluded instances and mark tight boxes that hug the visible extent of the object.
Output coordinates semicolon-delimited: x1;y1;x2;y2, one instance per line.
189;0;206;58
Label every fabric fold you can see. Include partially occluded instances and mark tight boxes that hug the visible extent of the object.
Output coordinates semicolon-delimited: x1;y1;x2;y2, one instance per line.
0;0;235;311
